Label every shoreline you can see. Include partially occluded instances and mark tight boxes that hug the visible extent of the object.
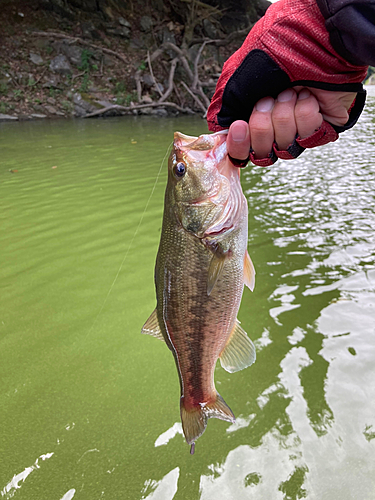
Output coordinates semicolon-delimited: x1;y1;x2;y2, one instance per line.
2;86;374;124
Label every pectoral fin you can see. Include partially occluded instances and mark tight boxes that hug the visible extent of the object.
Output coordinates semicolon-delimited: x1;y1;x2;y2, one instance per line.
207;255;225;296
243;250;255;291
219;319;256;373
141;309;164;341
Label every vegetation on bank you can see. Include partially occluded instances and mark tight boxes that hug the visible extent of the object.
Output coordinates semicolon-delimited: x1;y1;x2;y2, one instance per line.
0;0;269;121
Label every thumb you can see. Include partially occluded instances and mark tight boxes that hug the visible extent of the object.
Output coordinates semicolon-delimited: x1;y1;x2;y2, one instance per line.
227;121;250;161
308;88;356;127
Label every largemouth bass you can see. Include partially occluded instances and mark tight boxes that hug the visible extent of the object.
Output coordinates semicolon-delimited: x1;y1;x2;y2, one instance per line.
142;130;256;454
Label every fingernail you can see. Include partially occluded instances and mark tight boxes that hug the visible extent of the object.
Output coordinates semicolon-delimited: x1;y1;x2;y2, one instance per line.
277;89;294;102
231;123;248;142
298;89;311;100
255;97;274;112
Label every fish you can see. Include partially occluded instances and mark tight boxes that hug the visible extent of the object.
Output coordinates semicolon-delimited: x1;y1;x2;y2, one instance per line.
142;130;256;454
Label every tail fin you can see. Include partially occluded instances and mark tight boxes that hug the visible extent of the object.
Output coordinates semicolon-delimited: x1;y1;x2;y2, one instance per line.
180;393;235;452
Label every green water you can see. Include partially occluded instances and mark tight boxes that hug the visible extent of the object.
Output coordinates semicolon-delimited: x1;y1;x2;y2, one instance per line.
1;100;375;499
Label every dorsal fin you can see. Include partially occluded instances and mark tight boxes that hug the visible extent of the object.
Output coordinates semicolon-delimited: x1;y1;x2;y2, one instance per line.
219;319;256;373
243;250;255;291
141;309;164;341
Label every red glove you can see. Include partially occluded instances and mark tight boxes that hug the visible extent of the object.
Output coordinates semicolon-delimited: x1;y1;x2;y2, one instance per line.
207;0;368;166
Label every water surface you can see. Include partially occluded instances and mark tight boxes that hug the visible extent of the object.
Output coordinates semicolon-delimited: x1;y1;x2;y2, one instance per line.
1;96;375;499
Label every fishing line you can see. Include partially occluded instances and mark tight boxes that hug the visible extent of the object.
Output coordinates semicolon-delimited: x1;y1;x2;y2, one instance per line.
87;140;173;336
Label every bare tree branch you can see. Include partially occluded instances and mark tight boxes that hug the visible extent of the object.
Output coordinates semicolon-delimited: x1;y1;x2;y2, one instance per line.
181;81;206;113
34;66;49;85
159;42;194;81
147;50;163;99
173;82;184;107
72;70;86;81
31;31;129;64
32;29;222;118
84;101;194;118
134;69;142;102
159;58;178;103
192;40;210;90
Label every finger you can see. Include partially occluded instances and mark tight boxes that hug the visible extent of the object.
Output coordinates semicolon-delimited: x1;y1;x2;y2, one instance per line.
307;88;356;126
249;97;275;159
321;108;349;127
295;89;323;139
227;120;250;161
272;89;297;150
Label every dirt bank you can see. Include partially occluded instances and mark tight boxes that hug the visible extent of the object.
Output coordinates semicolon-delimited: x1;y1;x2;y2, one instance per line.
0;0;269;122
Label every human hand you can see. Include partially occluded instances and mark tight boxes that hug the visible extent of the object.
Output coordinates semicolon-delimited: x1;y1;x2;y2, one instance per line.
227;88;357;164
207;0;367;159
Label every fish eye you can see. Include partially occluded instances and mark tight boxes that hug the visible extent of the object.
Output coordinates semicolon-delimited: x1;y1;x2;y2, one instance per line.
174;162;186;178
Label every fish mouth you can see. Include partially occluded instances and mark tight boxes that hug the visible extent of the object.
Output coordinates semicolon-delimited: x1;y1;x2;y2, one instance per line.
173;130;237;181
174;130;228;151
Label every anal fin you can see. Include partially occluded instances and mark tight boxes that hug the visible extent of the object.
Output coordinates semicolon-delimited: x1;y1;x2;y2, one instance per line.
219;319;256;373
141;308;164;341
